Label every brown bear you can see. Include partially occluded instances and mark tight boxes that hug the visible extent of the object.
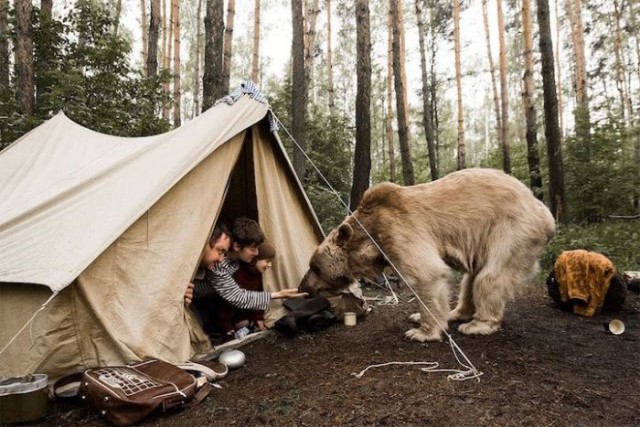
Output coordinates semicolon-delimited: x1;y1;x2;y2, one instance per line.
299;168;556;342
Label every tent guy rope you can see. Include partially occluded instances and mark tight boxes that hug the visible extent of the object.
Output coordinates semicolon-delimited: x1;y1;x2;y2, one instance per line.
272;112;483;382
0;291;59;357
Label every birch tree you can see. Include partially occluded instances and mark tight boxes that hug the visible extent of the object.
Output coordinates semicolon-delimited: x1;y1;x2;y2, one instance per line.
251;0;260;83
222;0;234;93
172;0;181;126
304;0;319;95
162;0;174;119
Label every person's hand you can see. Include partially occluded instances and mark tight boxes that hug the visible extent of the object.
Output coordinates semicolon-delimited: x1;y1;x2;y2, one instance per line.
256;320;266;331
184;282;194;305
271;288;308;299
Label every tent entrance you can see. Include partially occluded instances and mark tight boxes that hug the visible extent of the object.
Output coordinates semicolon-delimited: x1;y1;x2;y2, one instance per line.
218;130;259;227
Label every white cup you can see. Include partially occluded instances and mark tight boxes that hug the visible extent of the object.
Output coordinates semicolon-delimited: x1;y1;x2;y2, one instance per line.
604;319;625;335
344;312;357;326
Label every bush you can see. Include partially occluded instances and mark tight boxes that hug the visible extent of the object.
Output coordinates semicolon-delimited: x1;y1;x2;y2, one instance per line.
542;221;640;273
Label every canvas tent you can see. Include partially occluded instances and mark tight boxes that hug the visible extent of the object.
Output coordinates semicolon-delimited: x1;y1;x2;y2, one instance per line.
0;83;324;380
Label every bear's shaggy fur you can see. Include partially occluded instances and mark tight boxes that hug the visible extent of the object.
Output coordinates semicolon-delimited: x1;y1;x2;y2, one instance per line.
299;168;556;342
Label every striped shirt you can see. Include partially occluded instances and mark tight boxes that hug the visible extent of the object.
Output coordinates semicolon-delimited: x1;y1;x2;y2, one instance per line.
193;258;271;311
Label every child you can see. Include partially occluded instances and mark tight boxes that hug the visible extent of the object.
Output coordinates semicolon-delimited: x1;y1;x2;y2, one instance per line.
212;241;277;337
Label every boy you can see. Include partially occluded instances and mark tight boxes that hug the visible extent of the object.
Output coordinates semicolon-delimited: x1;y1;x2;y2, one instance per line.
215;241;277;334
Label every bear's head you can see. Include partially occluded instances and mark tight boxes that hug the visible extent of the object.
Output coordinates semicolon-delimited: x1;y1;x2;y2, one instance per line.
299;220;386;295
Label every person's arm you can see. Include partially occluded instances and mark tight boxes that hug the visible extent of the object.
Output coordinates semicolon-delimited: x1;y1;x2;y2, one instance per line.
192;270;216;298
207;262;272;310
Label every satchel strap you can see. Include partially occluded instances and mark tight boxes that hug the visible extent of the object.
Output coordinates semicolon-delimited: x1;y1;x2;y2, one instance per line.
190;381;212;406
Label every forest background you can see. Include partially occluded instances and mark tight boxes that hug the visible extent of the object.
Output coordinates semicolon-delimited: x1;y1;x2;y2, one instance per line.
0;0;638;272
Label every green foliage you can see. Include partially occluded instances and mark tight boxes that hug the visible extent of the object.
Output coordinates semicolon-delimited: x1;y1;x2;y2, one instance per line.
0;0;170;150
564;114;640;223
542;221;640;273
266;79;353;233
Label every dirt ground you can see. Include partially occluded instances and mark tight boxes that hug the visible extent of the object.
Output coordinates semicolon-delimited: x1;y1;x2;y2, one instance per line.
38;282;639;427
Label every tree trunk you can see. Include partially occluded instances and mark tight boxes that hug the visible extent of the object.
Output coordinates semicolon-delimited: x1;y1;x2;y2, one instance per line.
304;0;319;99
36;0;53;109
350;0;372;211
415;0;437;180
113;0;123;35
612;0;631;125
522;0;543;199
553;0;564;140
386;5;396;183
172;0;181;127
565;0;591;150
326;0;335;114
0;0;8;89
141;0;148;76
453;0;465;170
251;0;260;83
482;0;502;154
222;0;235;94
391;0;414;185
15;0;34;116
160;0;167;74
291;0;307;180
536;0;566;223
202;0;224;111
162;0;174;120
497;0;511;174
194;0;202;116
428;4;440;173
148;0;160;76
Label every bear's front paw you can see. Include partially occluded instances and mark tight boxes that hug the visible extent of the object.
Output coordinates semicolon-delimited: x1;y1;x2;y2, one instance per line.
404;327;442;342
408;312;421;323
458;320;500;335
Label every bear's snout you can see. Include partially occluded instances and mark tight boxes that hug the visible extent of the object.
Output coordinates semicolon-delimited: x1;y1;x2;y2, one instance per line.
298;269;324;295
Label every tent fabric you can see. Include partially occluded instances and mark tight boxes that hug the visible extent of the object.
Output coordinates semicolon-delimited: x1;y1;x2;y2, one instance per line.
0;96;268;292
0;85;324;380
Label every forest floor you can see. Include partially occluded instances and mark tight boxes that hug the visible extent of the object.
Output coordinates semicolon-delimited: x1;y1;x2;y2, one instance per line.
40;282;640;427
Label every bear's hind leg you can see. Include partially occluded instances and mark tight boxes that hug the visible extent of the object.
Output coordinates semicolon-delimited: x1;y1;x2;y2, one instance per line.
449;272;476;322
458;267;513;335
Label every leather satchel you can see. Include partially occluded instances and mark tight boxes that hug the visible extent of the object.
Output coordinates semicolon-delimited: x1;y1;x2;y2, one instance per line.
78;359;211;426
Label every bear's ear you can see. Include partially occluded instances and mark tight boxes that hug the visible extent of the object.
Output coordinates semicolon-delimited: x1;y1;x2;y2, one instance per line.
336;223;353;246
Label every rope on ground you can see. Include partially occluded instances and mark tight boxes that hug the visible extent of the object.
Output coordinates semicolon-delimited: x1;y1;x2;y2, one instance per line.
272;113;483;382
